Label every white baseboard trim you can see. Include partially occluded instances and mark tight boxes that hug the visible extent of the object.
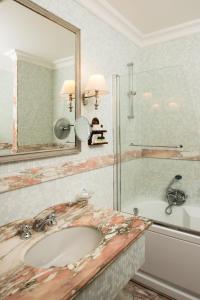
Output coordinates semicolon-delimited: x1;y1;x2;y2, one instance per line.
133;271;199;300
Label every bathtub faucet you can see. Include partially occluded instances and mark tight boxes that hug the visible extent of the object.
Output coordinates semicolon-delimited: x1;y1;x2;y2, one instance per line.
165;175;187;215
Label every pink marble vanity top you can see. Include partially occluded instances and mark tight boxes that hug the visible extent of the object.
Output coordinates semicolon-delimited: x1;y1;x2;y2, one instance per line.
0;200;151;300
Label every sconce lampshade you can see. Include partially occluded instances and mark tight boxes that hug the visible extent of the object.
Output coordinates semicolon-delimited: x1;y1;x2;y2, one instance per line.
85;74;108;96
60;80;75;95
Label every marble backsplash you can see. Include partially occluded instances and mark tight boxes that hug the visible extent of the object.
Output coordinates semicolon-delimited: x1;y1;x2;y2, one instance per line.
1;149;199;195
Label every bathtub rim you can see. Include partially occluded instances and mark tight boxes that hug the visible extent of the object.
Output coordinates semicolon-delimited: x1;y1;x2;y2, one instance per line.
122;207;200;240
150;222;200;244
121;199;200;238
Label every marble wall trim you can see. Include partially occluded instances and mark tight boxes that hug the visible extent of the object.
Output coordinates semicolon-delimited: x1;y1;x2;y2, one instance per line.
0;154;114;194
141;149;200;160
1;149;199;195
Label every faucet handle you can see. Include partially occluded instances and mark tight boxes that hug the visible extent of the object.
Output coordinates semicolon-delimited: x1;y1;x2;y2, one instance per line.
46;212;57;226
19;224;32;240
33;211;57;232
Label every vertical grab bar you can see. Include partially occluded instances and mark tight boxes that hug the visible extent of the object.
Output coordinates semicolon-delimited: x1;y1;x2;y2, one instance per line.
127;62;136;119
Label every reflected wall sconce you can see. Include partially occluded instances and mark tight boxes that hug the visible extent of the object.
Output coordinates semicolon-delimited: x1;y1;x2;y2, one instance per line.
60;80;75;112
82;74;108;110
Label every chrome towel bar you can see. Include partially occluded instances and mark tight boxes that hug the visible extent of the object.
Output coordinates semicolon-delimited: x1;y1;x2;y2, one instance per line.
129;143;183;149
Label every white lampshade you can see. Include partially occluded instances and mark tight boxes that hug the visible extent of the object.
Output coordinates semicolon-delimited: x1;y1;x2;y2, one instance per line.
85;74;108;96
60;80;75;95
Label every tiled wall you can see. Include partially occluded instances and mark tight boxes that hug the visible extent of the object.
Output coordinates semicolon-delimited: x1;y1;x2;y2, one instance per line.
135;32;200;151
0;0;139;226
121;32;200;211
53;63;75;144
17;60;54;146
121;158;200;210
17;58;76;146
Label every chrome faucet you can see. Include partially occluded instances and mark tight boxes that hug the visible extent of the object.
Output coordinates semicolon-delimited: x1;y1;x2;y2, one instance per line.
19;224;32;240
33;212;57;232
165;175;187;215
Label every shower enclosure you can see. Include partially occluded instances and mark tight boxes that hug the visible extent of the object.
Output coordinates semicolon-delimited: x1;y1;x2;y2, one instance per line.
113;61;200;299
113;62;200;234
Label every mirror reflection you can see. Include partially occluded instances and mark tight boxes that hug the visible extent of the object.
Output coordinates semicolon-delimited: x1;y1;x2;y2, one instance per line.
0;0;78;158
74;117;92;142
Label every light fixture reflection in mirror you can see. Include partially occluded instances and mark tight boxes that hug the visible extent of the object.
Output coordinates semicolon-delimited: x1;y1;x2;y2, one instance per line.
82;74;108;110
60;80;75;112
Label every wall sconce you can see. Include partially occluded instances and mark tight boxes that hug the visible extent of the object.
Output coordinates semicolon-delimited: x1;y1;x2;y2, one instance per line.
82;74;108;110
60;80;75;112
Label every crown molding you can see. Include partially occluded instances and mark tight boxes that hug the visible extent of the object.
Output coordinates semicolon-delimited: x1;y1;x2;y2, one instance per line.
5;49;74;70
77;0;143;46
77;0;200;47
53;56;74;69
5;49;54;69
141;19;200;46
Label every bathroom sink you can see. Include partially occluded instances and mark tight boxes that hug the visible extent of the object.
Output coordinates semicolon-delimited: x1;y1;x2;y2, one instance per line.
24;226;102;268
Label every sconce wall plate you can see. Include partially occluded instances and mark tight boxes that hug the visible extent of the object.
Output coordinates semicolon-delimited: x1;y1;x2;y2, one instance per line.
54;118;71;140
82;90;99;110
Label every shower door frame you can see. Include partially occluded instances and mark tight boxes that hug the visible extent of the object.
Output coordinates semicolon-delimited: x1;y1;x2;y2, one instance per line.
112;74;121;211
112;73;200;237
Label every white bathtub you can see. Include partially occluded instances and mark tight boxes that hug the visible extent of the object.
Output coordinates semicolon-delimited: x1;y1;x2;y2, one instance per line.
123;200;200;232
122;200;200;299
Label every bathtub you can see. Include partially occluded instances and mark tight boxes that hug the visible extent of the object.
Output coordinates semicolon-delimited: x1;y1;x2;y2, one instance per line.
123;200;200;232
122;200;200;300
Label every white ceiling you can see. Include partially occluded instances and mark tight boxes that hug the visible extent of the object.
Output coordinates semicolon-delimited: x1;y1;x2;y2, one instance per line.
0;0;75;70
78;0;200;46
106;0;200;34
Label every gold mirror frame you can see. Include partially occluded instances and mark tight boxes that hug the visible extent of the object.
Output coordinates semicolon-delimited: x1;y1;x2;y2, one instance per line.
0;0;81;164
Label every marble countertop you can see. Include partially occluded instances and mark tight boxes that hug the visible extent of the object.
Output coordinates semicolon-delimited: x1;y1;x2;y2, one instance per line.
0;200;151;300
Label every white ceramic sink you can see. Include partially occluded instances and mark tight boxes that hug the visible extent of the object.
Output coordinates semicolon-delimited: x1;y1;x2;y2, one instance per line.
24;226;102;268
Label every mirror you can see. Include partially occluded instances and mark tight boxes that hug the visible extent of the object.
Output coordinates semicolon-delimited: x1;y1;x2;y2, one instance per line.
0;0;81;163
74;117;92;142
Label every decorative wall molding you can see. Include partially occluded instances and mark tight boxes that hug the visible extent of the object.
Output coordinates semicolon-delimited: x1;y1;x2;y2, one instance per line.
78;0;200;46
0;154;114;194
5;49;74;70
5;49;54;69
1;149;200;194
53;56;74;69
142;19;200;46
78;0;142;46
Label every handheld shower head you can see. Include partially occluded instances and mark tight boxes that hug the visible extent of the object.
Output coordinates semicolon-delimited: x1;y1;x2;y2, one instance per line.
166;174;183;192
